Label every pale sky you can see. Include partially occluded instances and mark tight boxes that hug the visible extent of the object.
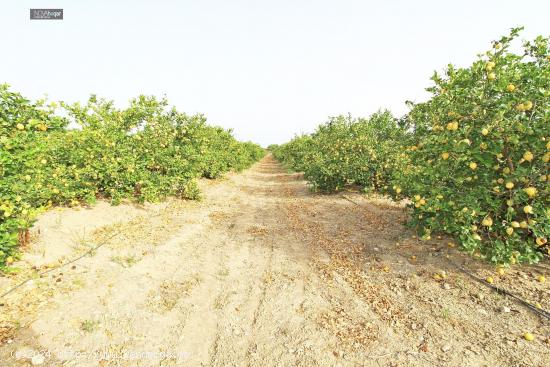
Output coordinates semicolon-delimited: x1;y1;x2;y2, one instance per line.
1;1;548;146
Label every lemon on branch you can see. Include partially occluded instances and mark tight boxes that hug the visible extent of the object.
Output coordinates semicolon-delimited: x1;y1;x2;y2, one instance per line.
482;217;493;227
523;151;533;162
524;187;537;198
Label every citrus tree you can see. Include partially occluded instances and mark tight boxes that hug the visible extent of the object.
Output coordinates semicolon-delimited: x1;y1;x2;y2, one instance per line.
273;111;407;192
392;28;549;264
0;87;264;269
0;85;67;268
272;28;549;265
271;135;313;172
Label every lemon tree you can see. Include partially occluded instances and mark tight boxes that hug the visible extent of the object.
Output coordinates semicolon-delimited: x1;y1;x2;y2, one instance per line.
270;135;313;173
273;111;408;192
1;85;67;267
395;28;549;264
272;28;549;264
0;86;264;269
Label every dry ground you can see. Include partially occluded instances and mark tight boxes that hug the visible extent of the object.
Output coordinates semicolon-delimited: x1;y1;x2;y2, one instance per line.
0;155;549;366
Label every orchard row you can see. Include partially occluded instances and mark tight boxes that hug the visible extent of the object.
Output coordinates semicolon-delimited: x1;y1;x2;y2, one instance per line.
272;28;549;264
0;89;264;268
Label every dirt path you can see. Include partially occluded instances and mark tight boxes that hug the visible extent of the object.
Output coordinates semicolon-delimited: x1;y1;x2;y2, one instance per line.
1;155;549;366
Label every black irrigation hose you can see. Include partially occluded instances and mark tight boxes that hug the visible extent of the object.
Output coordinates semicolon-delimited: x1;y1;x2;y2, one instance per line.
449;260;550;321
340;194;550;322
0;200;187;300
0;199;190;301
0;231;120;300
341;194;361;206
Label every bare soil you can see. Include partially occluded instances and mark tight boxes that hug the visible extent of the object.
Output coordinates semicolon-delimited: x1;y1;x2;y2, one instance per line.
1;155;549;366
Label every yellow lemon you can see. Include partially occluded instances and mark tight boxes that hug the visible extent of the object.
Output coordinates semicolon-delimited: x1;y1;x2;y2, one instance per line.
469;162;477;170
523;151;533;162
486;61;496;71
488;72;496;80
519;221;528;228
536;238;547;246
445;121;459;131
523;333;534;341
505;182;514;189
441;152;450;160
482;217;493;227
16;123;25;130
486;276;494;284
511;221;520;228
523;205;533;214
506;227;514;236
538;275;546;283
516;103;525;111
6;256;14;265
524;101;533;110
506;84;515;92
481;128;489;136
524;187;537;198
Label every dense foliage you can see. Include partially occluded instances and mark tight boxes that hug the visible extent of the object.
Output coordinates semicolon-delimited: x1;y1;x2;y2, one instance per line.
273;28;549;264
0;87;264;268
274;112;408;192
